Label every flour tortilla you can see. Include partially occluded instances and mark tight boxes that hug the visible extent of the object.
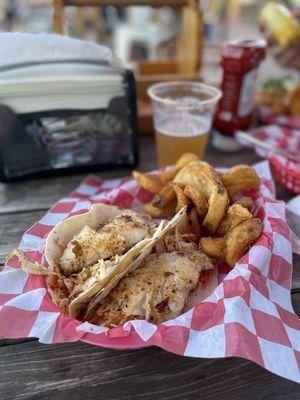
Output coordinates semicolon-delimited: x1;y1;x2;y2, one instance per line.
183;266;218;312
44;203;122;270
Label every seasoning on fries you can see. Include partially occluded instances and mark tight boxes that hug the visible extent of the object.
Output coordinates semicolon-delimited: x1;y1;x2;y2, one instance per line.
133;153;262;268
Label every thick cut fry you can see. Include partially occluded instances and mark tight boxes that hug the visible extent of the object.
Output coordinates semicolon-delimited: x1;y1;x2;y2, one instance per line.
199;236;225;260
132;171;163;194
225;218;262;267
174;161;228;233
159;168;179;183
173;184;190;212
226;204;252;230
189;207;202;240
152;183;189;215
159;153;199;183
221;165;260;198
144;202;175;218
152;182;176;209
216;204;252;236
175;153;199;169
216;216;230;237
200;218;262;267
184;184;208;216
234;196;254;211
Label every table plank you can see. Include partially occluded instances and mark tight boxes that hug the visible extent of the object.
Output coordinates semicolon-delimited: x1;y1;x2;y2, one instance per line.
0;175;84;214
1;319;300;400
0;137;157;214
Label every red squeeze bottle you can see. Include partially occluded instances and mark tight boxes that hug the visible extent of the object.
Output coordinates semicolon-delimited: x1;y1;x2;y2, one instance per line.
213;39;266;151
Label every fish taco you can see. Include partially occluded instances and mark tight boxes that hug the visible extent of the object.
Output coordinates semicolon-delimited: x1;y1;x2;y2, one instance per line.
14;204;218;326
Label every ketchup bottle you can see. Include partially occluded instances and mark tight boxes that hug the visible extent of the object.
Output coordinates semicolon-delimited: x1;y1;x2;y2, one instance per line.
213;39;266;151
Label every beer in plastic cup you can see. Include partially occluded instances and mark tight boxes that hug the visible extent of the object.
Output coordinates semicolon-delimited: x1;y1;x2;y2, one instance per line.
148;82;222;167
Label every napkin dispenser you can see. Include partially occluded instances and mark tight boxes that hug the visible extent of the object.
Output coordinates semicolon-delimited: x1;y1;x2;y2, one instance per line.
0;63;138;182
0;34;138;182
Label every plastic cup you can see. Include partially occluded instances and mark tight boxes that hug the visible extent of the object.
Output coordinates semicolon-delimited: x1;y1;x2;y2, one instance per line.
148;81;222;167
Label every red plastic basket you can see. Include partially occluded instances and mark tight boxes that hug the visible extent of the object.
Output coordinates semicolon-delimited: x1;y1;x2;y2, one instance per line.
269;154;300;194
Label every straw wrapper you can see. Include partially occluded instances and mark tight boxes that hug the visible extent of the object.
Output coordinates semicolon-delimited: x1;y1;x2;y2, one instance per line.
0;161;299;382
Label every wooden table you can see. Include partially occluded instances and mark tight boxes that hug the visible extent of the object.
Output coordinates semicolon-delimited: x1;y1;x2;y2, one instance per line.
1;137;300;399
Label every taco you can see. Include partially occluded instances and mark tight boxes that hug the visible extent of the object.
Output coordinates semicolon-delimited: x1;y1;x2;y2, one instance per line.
14;204;218;325
65;205;187;318
87;228;218;327
14;204;187;317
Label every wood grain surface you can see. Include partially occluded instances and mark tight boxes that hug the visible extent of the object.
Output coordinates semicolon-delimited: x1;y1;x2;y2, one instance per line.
1;338;300;400
0;138;156;214
0;137;299;399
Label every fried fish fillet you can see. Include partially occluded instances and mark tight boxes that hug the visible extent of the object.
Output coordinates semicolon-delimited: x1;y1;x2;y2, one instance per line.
59;211;151;276
94;250;215;327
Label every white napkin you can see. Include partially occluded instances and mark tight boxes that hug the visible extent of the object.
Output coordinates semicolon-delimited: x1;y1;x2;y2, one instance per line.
0;33;123;113
0;32;113;67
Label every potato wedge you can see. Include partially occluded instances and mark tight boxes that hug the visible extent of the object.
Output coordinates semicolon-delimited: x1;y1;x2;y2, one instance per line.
216;204;252;236
189;207;202;240
152;182;176;209
174;161;228;233
175;153;199;169
225;218;262;267
158;168;179;183
158;153;199;183
184;184;208;217
132;171;163;194
234;196;254;211
216;218;230;237
173;184;190;212
144;202;175;218
200;218;262;267
199;236;225;260
221;165;260;198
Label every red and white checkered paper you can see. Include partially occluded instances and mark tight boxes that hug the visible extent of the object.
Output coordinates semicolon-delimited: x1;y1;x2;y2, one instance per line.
237;124;300;193
0;161;300;383
238;123;300;159
257;106;300;130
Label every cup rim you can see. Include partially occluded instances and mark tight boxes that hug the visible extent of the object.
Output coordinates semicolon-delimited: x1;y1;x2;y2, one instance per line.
147;81;222;110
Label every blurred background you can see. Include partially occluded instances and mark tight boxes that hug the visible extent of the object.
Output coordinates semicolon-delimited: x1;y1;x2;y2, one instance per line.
1;0;300;180
1;0;299;84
